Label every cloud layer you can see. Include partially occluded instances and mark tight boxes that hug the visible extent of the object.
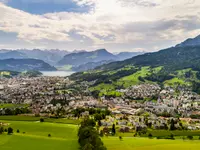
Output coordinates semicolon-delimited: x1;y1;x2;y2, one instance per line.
0;0;200;52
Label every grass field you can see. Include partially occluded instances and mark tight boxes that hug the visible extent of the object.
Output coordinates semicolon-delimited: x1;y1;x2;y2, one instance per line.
0;119;79;150
1;117;200;150
0;116;80;125
103;137;200;150
0;104;29;109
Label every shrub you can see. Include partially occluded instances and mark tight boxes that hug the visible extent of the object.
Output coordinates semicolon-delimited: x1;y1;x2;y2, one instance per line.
48;134;51;137
7;127;13;135
187;135;193;140
40;118;44;122
0;127;4;134
119;136;123;141
148;133;153;138
4;128;7;132
17;129;20;133
100;130;104;137
170;134;174;140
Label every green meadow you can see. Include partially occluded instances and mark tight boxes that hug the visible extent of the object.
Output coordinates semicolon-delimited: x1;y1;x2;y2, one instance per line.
0;116;200;150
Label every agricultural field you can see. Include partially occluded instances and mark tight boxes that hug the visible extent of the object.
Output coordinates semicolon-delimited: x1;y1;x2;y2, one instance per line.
0;117;200;150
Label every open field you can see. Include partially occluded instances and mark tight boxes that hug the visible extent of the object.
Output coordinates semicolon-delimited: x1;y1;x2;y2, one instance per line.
103;137;200;150
0;104;29;109
1;117;200;150
0;116;80;124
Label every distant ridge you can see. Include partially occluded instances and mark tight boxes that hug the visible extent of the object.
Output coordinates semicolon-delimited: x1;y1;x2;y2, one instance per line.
0;58;57;71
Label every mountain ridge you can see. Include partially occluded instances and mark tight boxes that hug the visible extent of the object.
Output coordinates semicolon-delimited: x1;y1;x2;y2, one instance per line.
0;58;57;71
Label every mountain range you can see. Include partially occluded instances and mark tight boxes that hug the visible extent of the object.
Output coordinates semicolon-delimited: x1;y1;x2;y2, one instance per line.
57;49;118;67
0;49;144;72
70;34;200;95
0;49;69;65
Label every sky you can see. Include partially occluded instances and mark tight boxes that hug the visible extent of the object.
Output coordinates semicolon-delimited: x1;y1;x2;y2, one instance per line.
0;0;200;52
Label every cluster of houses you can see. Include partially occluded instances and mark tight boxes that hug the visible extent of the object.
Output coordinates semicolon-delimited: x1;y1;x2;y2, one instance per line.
1;76;200;131
122;84;161;99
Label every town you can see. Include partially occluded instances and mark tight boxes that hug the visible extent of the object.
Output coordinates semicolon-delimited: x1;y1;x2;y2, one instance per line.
1;76;200;135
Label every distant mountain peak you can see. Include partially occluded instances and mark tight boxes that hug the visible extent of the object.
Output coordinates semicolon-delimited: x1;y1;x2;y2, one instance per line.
176;34;200;47
57;49;117;66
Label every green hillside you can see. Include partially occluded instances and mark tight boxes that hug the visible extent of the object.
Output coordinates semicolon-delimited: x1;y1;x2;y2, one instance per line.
70;45;200;96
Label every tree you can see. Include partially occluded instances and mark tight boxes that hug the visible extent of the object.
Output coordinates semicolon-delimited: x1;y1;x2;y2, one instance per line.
0;127;4;134
7;127;13;135
112;124;116;135
78;118;107;150
170;119;176;130
148;133;153;138
170;134;174;139
17;129;20;133
187;135;193;140
48;134;51;137
40;118;44;122
100;130;104;137
119;136;123;141
98;120;102;127
82;143;93;150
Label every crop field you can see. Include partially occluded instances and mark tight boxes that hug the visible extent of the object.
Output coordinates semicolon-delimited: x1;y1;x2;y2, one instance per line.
0;117;200;150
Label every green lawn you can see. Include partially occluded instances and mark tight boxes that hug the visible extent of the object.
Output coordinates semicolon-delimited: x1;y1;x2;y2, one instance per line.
103;137;200;150
1;118;200;150
0;104;29;109
0;116;80;125
0;134;78;150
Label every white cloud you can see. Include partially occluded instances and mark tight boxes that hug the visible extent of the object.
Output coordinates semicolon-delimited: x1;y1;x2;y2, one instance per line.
0;0;200;52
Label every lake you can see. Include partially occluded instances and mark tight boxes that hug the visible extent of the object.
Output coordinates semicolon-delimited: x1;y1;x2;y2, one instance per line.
41;71;75;77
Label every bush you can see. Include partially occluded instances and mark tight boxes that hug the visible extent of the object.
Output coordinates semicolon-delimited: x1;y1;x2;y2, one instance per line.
0;127;4;134
100;130;104;137
170;134;174;140
48;134;51;137
7;127;13;135
187;135;193;140
119;136;123;141
148;133;153;138
40;118;44;122
4;129;7;132
17;129;20;133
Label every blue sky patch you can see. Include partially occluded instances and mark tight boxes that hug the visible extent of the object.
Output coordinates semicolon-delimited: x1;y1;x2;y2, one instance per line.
3;0;93;14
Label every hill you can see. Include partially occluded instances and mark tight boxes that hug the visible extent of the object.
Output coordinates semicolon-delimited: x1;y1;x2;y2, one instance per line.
70;35;200;95
116;52;145;61
57;49;118;67
0;59;57;71
72;60;114;72
176;35;200;47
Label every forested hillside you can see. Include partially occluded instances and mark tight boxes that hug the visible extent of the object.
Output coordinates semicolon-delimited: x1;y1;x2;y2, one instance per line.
70;41;200;96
